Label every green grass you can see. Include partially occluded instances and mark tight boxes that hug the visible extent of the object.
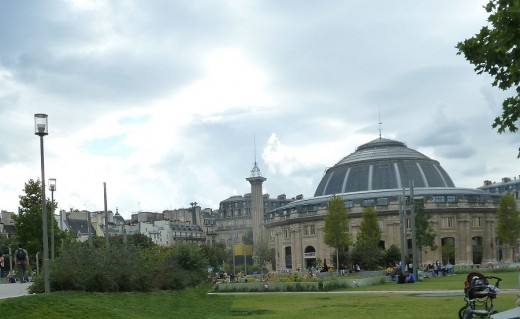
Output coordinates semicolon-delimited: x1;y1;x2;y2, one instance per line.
354;270;518;291
1;271;519;319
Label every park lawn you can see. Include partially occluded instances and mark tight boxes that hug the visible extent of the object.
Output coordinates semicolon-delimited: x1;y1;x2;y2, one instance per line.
228;293;517;319
354;270;519;291
0;271;517;319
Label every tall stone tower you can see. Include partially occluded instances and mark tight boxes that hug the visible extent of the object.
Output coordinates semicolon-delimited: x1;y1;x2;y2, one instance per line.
246;161;266;254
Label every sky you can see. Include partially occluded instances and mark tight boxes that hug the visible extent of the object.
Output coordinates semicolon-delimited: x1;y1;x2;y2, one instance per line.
0;1;518;219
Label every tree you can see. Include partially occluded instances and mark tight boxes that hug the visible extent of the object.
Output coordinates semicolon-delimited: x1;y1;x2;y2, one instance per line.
354;207;383;270
383;245;401;267
201;242;227;269
456;0;520;156
496;193;520;261
414;199;437;253
13;179;64;259
253;239;275;271
323;195;351;272
13;179;53;256
242;229;253;245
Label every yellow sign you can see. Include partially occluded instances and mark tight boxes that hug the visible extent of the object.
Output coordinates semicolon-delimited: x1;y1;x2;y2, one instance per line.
234;244;253;256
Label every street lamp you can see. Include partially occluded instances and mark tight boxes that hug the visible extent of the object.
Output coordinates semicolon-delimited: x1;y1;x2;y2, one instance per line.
49;178;56;260
34;113;50;293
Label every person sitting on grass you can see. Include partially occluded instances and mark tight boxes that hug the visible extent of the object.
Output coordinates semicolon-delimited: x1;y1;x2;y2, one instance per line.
405;271;416;283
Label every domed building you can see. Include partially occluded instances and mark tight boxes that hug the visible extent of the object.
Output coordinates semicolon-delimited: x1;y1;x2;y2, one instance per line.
264;137;501;271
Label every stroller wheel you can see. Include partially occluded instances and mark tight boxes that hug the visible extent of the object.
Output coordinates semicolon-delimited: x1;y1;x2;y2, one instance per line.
459;307;473;319
458;306;468;319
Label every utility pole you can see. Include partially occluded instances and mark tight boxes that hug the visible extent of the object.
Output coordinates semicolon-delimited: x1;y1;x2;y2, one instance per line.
399;187;406;273
410;181;418;280
104;182;109;248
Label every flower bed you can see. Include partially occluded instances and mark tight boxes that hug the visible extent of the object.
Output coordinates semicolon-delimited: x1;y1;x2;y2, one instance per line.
213;275;387;293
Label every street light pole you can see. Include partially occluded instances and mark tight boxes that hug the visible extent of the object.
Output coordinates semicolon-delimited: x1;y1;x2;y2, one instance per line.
34;113;50;293
49;178;56;260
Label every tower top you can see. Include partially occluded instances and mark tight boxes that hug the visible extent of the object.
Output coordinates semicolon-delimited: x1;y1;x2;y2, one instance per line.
250;161;263;178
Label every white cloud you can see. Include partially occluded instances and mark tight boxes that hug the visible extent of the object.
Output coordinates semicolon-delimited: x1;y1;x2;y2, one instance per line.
0;0;517;218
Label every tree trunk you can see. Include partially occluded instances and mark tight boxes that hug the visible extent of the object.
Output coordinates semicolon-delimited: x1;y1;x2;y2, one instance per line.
336;248;339;274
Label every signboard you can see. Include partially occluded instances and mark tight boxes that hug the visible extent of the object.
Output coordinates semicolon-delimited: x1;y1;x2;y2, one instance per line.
234;244;253;256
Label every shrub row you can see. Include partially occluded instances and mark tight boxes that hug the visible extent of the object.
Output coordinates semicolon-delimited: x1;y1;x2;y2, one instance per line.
214;276;387;292
30;241;208;293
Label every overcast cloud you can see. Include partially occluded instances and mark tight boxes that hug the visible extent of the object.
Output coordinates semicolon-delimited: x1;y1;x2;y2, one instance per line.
0;0;517;218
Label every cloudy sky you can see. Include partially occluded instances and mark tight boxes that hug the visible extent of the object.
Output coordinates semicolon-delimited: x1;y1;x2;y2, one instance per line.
0;0;518;219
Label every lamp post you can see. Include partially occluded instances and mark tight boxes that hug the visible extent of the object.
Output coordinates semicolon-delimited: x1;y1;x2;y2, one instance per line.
34;113;50;293
49;178;56;260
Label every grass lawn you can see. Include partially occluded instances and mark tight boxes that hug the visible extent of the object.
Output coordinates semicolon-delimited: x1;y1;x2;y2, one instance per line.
1;271;518;319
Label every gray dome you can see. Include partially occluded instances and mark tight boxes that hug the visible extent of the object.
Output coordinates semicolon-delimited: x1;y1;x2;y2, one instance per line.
314;137;455;196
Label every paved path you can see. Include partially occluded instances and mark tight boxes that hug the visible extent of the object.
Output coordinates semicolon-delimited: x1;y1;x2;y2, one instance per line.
209;289;519;296
0;282;32;299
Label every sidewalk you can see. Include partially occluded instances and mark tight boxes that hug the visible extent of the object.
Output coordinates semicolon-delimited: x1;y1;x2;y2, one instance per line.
0;282;32;299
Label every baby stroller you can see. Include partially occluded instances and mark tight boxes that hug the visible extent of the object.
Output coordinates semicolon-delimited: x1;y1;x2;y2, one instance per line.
458;272;501;319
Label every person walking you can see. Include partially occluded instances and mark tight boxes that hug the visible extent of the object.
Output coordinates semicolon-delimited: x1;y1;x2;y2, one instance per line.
14;244;28;283
0;251;4;281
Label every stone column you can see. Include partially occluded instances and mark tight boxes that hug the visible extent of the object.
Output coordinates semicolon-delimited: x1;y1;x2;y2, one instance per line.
246;175;266;254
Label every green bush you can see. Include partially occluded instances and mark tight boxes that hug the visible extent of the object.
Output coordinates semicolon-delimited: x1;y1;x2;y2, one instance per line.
30;241;209;293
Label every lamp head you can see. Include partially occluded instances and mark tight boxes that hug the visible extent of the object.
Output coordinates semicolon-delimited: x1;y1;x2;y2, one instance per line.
34;114;49;136
49;178;56;191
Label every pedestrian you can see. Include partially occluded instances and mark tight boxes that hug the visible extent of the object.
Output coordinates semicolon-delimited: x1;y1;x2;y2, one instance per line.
0;251;4;280
15;244;29;283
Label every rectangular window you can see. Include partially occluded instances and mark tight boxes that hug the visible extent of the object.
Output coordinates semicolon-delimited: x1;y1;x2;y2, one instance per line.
376;198;388;206
363;199;375;206
345;200;353;208
472;217;482;227
446;195;456;203
466;195;479;203
284;229;289;238
442;217;454;228
377;220;384;229
433;195;445;203
310;225;315;235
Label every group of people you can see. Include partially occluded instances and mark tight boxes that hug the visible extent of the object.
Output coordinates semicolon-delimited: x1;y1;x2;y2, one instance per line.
320;262;360;275
386;263;415;283
386;259;456;283
0;244;30;283
424;260;454;277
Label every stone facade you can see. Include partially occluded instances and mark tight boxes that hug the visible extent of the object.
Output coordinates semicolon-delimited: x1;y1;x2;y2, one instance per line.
259;137;504;271
265;198;499;271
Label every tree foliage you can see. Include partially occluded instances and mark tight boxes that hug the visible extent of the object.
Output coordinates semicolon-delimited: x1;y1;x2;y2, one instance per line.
496;193;520;259
456;0;520;156
414;199;437;251
242;229;253;245
90;233;156;249
253;239;275;270
13;179;65;258
200;242;227;269
354;207;382;270
383;245;401;267
323;195;351;270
